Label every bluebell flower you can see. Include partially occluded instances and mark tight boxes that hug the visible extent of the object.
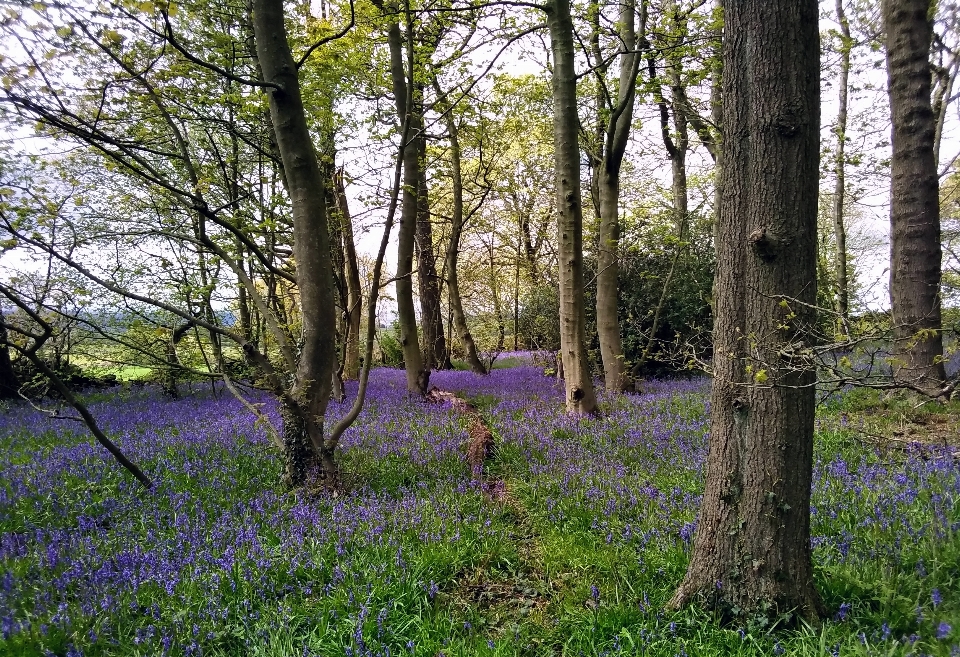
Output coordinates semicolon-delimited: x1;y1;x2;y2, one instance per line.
836;602;851;621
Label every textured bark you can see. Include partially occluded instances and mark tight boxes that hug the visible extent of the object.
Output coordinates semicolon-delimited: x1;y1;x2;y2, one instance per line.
833;0;851;335
384;10;428;394
279;397;317;485
668;0;822;623
325;147;347;337
253;0;336;485
595;0;640;393
415;132;448;370
547;0;597;414
884;0;946;392
0;309;19;400
335;170;362;380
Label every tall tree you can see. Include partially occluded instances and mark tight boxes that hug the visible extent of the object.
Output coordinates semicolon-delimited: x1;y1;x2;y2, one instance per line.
832;0;852;336
884;0;946;393
547;0;597;414
591;0;642;392
668;0;822;623
335;169;363;380
252;0;338;483
433;80;486;374
380;0;429;394
415;134;449;370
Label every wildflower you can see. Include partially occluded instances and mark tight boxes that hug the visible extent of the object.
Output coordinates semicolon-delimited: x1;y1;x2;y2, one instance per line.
836;602;851;621
774;642;784;655
933;589;943;607
938;622;952;640
591;584;600;603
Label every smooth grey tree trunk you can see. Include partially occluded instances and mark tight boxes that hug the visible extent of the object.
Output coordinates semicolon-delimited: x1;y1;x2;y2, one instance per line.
668;0;823;623
884;0;946;393
595;0;640;393
547;0;597;414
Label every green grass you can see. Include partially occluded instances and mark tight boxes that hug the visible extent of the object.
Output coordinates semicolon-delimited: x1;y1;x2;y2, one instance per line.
1;374;959;656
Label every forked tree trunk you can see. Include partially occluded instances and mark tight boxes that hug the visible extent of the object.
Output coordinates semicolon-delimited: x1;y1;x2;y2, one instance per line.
668;0;823;623
884;0;946;393
595;0;640;393
253;0;337;485
547;0;597;414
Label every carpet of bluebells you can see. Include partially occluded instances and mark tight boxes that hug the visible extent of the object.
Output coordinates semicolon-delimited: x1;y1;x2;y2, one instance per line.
1;354;959;656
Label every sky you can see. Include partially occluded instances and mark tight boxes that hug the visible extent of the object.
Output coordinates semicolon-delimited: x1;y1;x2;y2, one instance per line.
4;0;959;321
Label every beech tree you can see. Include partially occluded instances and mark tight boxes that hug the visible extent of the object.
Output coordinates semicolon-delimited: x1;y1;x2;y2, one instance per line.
379;0;431;394
669;0;822;622
546;0;597;414
884;0;947;392
587;0;642;393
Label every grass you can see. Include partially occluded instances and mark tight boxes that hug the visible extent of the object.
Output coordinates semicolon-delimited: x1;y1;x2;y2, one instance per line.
0;366;958;656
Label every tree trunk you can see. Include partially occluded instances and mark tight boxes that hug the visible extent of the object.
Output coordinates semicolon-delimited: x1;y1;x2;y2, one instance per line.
384;9;428;394
833;0;851;337
595;0;640;393
162;321;194;399
253;0;337;485
435;86;485;374
488;243;507;352
884;0;946;393
279;397;318;484
0;308;19;400
335;169;363;380
547;0;597;414
668;0;822;624
415;131;448;370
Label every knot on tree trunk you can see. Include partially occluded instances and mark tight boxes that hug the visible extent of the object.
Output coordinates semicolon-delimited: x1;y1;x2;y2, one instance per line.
748;228;780;261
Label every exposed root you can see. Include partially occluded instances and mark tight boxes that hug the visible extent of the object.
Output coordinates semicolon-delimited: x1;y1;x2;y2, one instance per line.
426;386;497;484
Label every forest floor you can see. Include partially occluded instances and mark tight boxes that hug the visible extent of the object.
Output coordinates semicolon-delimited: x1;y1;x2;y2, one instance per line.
1;358;959;656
